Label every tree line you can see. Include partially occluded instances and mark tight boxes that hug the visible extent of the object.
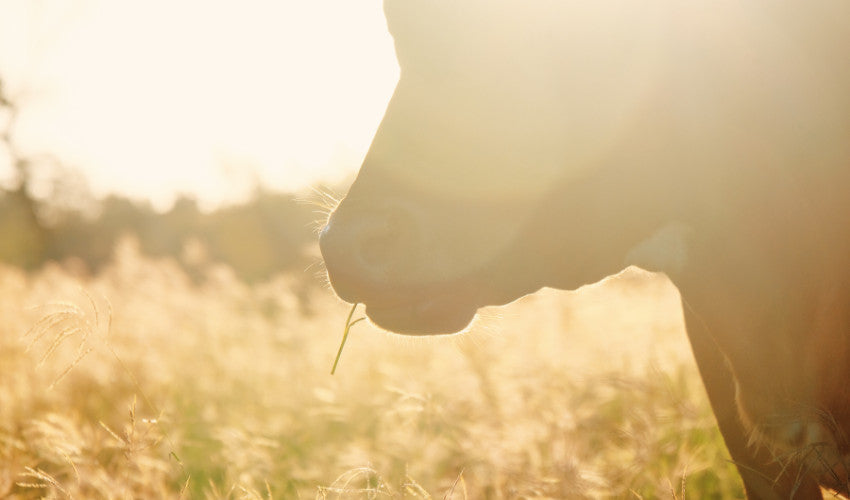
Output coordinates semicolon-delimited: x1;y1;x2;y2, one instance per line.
0;77;335;284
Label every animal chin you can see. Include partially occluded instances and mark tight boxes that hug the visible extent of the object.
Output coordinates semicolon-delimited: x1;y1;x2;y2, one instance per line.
363;297;476;335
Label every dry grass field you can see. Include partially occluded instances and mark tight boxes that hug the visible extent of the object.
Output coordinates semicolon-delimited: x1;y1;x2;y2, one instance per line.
0;238;743;498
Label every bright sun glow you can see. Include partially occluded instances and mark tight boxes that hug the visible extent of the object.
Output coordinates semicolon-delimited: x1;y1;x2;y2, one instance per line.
0;0;399;209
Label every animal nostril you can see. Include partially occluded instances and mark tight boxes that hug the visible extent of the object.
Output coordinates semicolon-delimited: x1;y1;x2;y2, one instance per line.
319;201;419;290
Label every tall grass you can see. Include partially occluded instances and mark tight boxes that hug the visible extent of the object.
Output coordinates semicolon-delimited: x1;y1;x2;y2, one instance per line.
0;238;742;498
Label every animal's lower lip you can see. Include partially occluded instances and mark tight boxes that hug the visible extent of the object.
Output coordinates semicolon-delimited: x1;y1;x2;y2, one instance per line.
363;296;476;335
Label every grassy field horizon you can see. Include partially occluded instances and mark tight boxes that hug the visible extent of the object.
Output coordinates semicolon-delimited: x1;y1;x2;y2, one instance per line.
0;238;742;498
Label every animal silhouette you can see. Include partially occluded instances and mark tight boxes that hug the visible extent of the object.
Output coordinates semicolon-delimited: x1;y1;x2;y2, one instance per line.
320;1;850;497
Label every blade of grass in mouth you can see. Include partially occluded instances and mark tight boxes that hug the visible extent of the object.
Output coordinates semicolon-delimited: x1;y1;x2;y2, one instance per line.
331;303;365;375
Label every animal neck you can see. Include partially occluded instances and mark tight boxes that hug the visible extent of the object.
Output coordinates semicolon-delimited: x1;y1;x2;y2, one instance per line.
519;160;696;292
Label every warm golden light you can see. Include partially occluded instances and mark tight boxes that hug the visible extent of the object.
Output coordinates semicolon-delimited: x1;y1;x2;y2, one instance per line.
3;0;850;497
0;0;399;209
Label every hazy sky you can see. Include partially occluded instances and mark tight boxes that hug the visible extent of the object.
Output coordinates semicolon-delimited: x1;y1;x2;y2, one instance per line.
0;0;399;209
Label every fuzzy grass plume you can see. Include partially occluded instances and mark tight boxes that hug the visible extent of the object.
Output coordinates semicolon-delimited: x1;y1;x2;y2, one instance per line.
0;250;741;498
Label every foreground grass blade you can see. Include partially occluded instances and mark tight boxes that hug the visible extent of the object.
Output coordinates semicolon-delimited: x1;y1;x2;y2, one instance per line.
331;303;365;375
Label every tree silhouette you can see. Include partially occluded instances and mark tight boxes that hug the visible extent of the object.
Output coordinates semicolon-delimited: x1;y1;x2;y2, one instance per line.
0;75;329;290
0;77;47;268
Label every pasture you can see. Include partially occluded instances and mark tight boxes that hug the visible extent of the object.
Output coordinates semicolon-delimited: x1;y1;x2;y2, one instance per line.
0;239;741;498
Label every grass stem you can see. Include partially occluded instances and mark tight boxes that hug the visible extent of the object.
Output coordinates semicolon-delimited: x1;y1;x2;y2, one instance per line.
331;303;365;375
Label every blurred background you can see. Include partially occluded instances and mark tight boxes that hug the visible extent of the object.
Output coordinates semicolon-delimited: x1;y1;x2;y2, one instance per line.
0;1;740;498
0;0;398;276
